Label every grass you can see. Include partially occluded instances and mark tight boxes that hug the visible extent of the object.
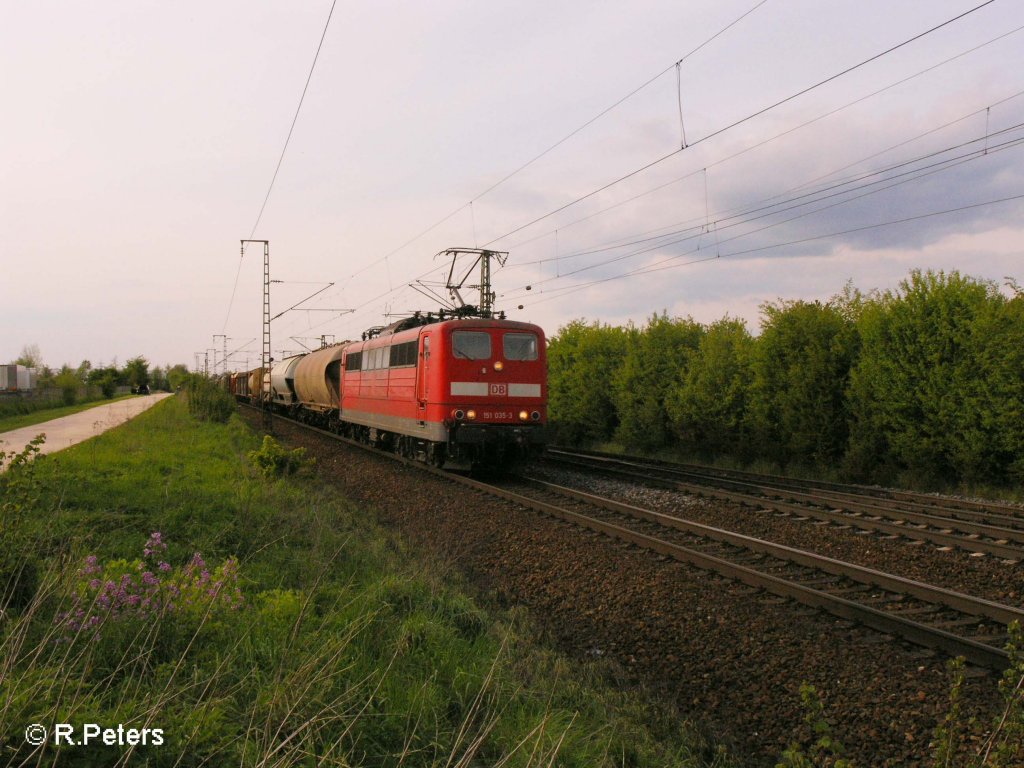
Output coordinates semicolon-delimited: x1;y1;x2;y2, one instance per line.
0;395;727;767
0;393;138;434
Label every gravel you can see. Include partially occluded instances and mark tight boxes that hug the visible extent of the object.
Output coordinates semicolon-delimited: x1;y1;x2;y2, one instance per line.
527;463;1024;608
251;414;1007;767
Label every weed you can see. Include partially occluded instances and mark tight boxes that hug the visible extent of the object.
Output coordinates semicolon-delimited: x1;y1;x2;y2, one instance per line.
247;434;314;479
776;683;851;768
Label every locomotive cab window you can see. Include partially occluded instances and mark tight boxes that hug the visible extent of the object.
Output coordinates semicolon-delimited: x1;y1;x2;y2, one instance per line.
451;331;491;360
503;332;538;361
345;351;362;371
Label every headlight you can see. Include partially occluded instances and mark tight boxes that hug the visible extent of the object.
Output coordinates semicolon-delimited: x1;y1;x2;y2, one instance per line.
466;409;477;420
531;411;541;421
519;410;529;421
494;361;504;371
453;409;465;420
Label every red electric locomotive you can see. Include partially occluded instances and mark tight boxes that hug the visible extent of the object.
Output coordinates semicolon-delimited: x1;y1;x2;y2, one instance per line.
337;313;547;468
242;248;548;468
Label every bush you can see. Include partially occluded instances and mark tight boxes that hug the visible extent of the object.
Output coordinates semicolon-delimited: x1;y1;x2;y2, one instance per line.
746;299;857;469
613;313;703;451
185;375;235;423
98;373;116;399
845;270;1018;486
248;435;314;478
54;370;80;406
547;320;632;445
667;317;755;459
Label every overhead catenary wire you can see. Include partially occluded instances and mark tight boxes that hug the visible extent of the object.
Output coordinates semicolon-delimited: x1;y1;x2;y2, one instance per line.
499;129;1024;298
506;121;1024;275
482;0;1000;249
341;0;771;285
221;0;339;334
517;192;1024;307
502;24;1024;255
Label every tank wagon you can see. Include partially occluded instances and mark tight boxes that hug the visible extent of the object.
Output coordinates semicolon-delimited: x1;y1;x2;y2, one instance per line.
246;367;268;404
269;355;305;408
292;344;349;419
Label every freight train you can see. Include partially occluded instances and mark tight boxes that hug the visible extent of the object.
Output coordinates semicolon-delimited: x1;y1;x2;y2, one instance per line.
229;312;547;469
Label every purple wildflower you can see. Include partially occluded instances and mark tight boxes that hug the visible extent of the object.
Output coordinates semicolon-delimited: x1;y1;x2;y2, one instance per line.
143;532;167;557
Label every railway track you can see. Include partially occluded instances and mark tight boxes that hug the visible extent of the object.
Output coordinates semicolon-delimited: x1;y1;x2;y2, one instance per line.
245;406;1021;670
493;475;1021;671
546;447;1024;561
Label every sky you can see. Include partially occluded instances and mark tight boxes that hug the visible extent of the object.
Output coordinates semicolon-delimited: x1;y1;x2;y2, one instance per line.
2;0;1023;372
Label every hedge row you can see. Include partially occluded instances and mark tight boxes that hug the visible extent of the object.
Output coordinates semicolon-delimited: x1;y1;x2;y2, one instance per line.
547;269;1024;488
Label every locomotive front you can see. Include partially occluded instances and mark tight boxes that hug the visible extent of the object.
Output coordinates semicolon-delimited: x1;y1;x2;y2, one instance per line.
428;318;547;467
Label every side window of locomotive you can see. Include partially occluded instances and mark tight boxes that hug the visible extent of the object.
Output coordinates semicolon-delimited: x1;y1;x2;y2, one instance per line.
451;331;491;360
345;351;362;372
422;336;430;361
503;332;538;361
389;340;417;367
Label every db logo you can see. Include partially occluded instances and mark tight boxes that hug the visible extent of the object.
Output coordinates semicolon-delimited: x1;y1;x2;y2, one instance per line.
489;383;507;396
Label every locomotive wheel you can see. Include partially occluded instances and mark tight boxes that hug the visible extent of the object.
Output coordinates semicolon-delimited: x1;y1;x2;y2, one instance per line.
429;444;446;468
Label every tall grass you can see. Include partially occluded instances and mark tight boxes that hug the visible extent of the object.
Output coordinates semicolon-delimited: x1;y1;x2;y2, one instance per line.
0;395;721;767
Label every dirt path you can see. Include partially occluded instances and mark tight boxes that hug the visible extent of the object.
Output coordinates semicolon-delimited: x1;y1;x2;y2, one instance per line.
0;393;172;465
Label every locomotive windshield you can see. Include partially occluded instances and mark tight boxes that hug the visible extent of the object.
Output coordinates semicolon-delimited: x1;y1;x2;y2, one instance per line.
503;332;538;361
451;331;491;360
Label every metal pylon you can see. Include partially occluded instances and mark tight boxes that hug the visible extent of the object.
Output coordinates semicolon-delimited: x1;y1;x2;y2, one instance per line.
241;239;273;433
261;241;272;432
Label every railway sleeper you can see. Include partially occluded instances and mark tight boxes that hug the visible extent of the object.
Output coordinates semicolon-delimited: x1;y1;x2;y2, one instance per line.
968;632;1009;646
857;594;915;607
886;605;944;617
826;584;876;596
794;576;844;588
928;617;988;631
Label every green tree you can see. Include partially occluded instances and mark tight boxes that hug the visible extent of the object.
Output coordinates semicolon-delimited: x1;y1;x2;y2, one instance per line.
87;365;123;398
123;356;149;389
667;317;755;458
167;364;190;391
613;313;703;451
846;269;1020;484
547;320;631;445
747;299;858;468
14;344;42;368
